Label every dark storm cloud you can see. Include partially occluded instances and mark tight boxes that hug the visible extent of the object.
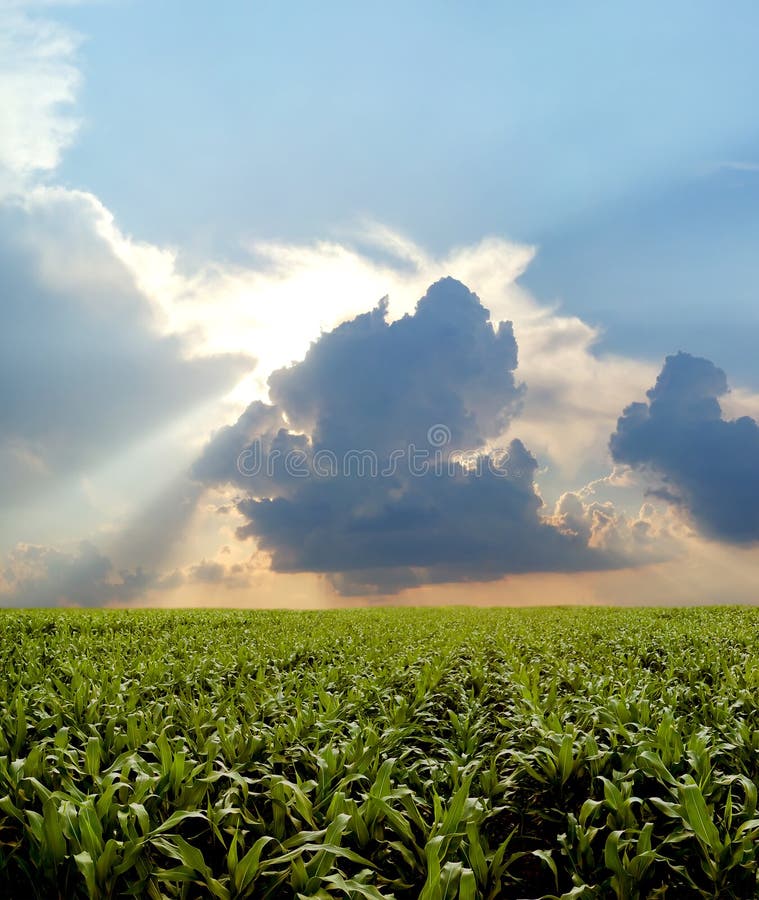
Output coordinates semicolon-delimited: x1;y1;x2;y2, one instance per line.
0;195;250;503
268;277;523;454
610;351;759;542
195;278;622;593
233;438;615;594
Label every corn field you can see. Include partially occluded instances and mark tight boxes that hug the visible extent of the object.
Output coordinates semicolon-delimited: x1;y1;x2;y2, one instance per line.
1;607;758;898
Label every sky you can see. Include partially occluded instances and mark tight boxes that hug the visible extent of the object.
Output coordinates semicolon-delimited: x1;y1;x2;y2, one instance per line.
2;0;759;607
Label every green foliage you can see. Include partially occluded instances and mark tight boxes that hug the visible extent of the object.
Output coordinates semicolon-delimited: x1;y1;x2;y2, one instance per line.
0;607;757;898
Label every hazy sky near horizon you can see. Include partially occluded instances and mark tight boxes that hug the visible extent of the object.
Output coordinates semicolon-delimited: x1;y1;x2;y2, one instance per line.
2;0;759;607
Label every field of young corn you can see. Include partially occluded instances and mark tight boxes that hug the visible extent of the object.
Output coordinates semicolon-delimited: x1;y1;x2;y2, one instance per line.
1;607;758;899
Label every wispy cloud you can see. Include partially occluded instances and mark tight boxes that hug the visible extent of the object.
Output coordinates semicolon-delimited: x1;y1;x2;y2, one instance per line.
0;4;82;194
709;160;759;175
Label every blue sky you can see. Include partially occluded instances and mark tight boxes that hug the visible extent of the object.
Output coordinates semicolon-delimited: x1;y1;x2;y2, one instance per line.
53;1;759;379
2;0;759;606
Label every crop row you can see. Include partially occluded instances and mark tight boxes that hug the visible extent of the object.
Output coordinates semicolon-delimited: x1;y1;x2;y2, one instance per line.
0;607;757;898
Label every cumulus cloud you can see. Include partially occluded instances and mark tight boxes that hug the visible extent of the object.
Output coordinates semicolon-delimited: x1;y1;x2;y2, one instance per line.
0;542;153;607
269;278;523;453
549;492;678;560
194;278;641;594
610;351;759;542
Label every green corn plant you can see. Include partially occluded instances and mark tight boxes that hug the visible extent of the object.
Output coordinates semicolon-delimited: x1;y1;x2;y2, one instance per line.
1;607;759;897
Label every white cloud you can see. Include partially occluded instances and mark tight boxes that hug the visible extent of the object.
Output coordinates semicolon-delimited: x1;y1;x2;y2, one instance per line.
0;6;81;194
